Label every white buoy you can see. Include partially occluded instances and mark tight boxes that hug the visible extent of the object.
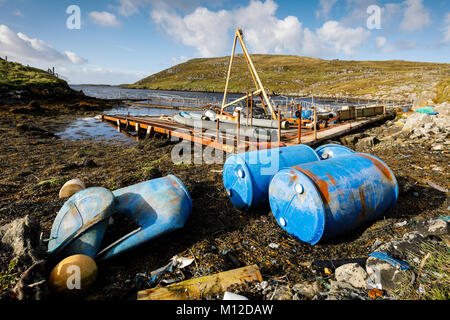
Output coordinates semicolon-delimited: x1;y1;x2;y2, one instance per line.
59;178;86;198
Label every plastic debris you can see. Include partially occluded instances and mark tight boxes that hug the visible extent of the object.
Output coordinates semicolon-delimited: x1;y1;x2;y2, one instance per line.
426;180;449;193
324;268;332;275
223;292;249;300
394;221;408;228
368;252;410;271
415;107;438;115
368;288;383;299
137;265;263;300
136;255;195;288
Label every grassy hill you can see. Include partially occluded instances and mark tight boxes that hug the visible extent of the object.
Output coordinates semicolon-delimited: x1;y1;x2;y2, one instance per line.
0;58;68;89
0;58;84;105
129;54;450;102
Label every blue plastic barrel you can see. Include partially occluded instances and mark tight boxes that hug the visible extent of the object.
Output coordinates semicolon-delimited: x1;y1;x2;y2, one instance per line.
223;145;320;210
268;153;398;244
48;187;115;259
98;175;192;260
315;144;355;160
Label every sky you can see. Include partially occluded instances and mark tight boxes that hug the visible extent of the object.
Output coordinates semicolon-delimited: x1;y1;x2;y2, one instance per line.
0;0;449;84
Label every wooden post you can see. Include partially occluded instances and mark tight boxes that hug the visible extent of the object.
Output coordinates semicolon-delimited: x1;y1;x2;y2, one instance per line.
236;29;276;119
277;110;281;146
216;112;220;141
298;104;302;144
250;93;253;128
246;93;249;126
236;110;241;153
221;33;238;112
313;105;317;142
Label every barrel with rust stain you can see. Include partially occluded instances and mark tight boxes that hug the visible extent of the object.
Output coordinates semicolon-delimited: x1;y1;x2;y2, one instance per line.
223;145;320;210
98;175;192;260
268;153;398;244
315;144;355;160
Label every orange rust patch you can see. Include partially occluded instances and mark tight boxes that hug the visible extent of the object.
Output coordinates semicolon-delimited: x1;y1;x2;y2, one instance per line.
293;166;331;204
325;173;337;186
289;174;298;184
358;154;394;182
359;188;366;223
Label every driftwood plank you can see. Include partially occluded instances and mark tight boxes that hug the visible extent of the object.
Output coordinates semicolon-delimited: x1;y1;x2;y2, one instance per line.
137;265;263;300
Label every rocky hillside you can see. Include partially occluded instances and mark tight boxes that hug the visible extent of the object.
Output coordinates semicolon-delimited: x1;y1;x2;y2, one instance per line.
129;54;450;102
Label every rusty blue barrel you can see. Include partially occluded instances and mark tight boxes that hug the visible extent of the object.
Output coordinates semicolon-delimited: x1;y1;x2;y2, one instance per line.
48;187;115;259
98;175;192;260
223;145;320;210
315;144;355;160
268;153;398;245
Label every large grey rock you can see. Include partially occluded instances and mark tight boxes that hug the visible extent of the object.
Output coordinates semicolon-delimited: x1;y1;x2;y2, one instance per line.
269;285;292;300
292;282;321;299
356;136;380;149
0;215;45;265
415;218;449;237
335;263;368;289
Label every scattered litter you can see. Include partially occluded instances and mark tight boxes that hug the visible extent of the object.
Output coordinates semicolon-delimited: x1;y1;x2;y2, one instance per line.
137;265;263;300
438;216;450;222
58;178;85;198
324;268;332;275
136;255;195;287
368;252;410;271
371;239;382;251
223;292;249;300
415;107;438;115
368;288;383;299
394;221;408;228
268;243;279;249
426;180;449;193
417;284;425;295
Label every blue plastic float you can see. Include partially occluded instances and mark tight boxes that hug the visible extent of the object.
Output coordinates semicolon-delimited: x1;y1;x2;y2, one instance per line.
315;144;355;160
97;175;192;260
223;145;320;210
48;187;115;259
268;153;399;244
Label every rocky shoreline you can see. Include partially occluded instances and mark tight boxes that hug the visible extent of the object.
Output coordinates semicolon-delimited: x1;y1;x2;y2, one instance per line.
0;82;448;300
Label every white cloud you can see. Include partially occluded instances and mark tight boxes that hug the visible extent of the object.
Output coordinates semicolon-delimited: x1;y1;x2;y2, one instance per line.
316;0;338;19
375;36;387;48
151;0;370;58
89;11;121;27
444;13;450;43
0;25;87;65
152;7;233;57
400;0;430;32
116;0;143;17
317;21;370;55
